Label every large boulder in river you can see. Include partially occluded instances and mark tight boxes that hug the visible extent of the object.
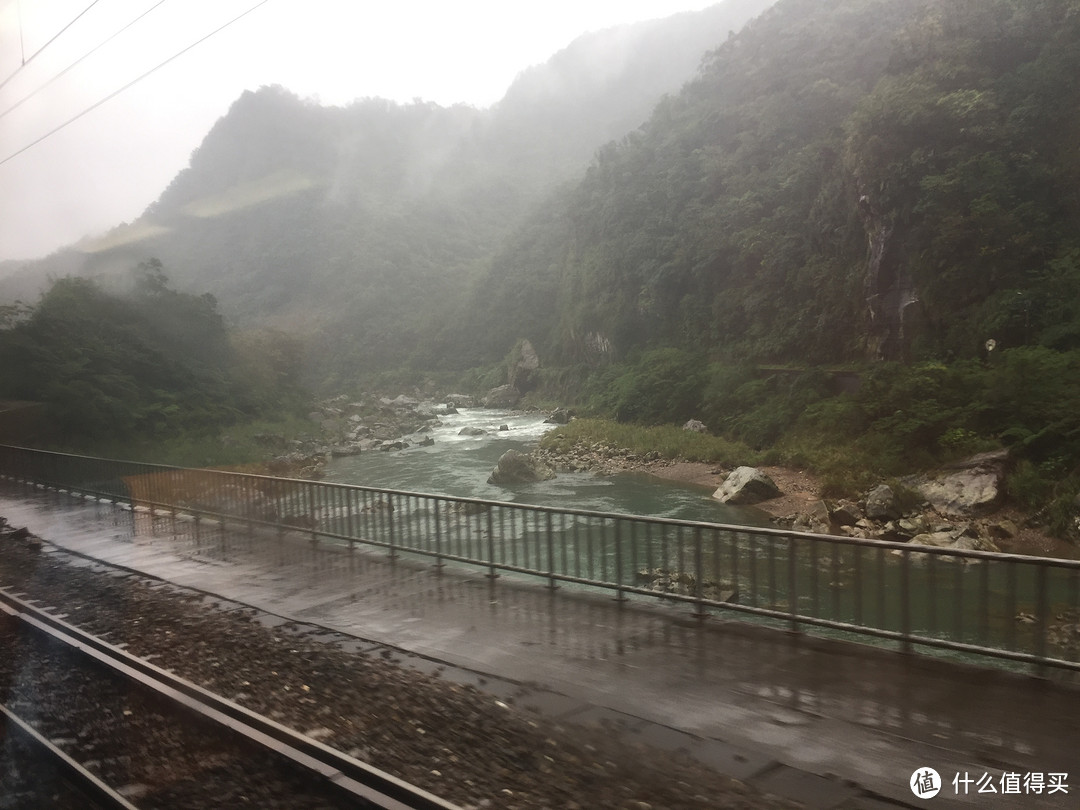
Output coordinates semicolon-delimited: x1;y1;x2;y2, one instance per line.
487;450;556;486
913;450;1009;516
712;467;781;505
483;385;521;408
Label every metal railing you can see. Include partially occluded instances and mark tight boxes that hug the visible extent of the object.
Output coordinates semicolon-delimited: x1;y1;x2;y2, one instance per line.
1;444;1078;673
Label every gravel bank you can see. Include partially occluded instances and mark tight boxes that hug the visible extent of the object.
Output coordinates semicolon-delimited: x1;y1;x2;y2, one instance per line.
0;518;801;810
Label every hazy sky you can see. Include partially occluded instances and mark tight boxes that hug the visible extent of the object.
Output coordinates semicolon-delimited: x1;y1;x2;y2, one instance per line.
0;0;722;262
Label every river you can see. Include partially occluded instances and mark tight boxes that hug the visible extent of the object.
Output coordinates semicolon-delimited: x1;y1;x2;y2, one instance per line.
322;407;768;526
319;409;1078;670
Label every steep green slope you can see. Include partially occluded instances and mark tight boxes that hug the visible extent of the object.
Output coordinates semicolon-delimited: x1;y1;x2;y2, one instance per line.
466;0;1080;368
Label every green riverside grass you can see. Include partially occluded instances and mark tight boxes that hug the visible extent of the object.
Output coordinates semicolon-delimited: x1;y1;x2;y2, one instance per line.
540;418;758;468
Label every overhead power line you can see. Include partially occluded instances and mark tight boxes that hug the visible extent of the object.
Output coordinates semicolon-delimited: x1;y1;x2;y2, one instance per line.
0;0;171;123
0;0;271;169
0;0;103;92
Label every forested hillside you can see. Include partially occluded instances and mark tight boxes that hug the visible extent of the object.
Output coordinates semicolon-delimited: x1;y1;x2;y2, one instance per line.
0;261;305;445
2;1;772;379
462;0;1080;368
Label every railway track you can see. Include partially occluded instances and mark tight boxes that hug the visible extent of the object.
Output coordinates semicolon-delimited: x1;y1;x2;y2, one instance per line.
0;587;461;810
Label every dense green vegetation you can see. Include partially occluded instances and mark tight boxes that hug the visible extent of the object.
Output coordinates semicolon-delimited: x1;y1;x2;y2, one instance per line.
555;347;1080;535
465;0;1080;368
0;261;306;461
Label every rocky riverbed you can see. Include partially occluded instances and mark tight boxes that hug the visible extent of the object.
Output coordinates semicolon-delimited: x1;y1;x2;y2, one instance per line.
531;437;1079;560
236;391;1079;560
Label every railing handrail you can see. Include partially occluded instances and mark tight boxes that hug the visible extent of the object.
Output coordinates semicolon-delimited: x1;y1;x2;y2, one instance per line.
3;443;1079;674
4;444;1077;566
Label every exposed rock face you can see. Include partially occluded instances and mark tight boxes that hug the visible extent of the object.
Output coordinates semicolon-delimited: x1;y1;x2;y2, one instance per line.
682;419;708;433
483;385;521;408
487;450;556;486
858;191;916;361
509;339;540;392
712;467;781;505
913;450;1009;516
865;484;901;520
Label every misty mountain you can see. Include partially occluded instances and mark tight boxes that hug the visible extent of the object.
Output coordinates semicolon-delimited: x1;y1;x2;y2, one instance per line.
10;0;1079;388
457;0;1080;368
1;0;774;372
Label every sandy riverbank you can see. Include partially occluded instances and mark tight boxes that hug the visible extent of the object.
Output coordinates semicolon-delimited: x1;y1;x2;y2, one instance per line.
646;462;822;519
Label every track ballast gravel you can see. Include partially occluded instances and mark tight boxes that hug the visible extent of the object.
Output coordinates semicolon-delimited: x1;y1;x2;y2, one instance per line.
0;516;801;810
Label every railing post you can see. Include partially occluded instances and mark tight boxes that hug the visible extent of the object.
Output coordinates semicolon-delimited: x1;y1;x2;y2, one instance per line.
614;520;627;603
787;535;798;633
387;494;397;560
692;527;705;618
434;499;445;572
486;508;498;581
546;512;557;591
1034;563;1048;676
900;548;911;654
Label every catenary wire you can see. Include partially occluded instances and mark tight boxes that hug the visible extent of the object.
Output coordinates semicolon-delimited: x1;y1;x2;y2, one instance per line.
0;0;103;91
0;0;271;168
0;0;171;123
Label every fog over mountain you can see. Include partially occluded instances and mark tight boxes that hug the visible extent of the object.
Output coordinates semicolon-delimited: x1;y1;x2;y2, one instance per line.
0;1;774;365
6;0;1079;382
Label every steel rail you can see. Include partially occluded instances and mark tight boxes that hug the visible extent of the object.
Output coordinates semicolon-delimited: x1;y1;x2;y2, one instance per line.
0;588;462;810
0;702;140;810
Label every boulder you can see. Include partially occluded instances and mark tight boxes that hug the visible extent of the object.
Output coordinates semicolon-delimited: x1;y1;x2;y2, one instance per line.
329;444;361;457
458;427;486;437
910;531;999;553
487;450;556;486
482;385;521;408
712;467;781;505
865;484;901;520
830;499;863;526
914;450;1009;516
897;516;927;535
545;408;572;425
682;419;708;434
